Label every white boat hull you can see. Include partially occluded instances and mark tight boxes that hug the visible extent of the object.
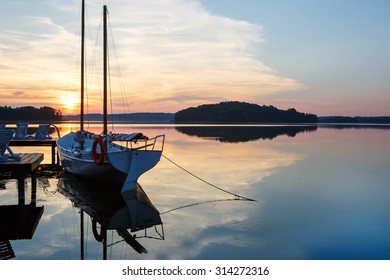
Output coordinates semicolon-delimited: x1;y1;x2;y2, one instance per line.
57;131;164;192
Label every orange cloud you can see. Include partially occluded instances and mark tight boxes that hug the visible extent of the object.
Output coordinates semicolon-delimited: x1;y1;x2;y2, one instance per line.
1;0;304;114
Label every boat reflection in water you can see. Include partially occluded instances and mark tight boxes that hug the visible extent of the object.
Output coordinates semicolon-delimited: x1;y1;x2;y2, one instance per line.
57;173;164;259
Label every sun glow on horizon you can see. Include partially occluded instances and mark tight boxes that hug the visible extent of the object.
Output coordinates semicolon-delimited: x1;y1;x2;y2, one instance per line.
60;96;79;113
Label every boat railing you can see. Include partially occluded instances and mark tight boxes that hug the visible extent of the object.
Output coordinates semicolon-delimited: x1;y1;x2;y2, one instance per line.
112;134;165;151
131;134;165;151
151;134;165;150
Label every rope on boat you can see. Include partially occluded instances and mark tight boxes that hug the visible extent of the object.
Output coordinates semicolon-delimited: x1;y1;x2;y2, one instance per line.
161;154;257;202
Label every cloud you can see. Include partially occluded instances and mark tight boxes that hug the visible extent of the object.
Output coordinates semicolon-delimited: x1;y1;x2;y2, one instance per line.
1;0;304;112
101;0;305;111
13;90;24;96
0;4;79;108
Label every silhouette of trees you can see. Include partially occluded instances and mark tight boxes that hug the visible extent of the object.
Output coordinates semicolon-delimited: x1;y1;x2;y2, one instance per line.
319;116;390;124
174;101;318;123
0;106;62;122
176;125;318;143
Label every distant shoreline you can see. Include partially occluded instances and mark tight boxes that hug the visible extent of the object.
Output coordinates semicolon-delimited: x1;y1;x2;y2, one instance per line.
62;112;174;124
67;114;388;124
318;116;390;124
2;113;390;125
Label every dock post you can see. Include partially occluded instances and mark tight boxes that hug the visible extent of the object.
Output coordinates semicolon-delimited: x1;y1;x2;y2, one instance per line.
80;209;84;260
31;170;37;206
17;177;25;206
102;229;108;260
0;153;44;206
51;141;57;166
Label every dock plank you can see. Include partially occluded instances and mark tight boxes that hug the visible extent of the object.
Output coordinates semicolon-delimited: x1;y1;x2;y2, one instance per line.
10;139;58;166
10;139;56;147
0;153;44;175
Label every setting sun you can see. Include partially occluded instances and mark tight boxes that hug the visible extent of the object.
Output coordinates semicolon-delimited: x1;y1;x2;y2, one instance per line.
61;96;78;111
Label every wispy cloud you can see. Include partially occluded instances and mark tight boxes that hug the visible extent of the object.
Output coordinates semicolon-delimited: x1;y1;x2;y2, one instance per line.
0;4;79;110
1;0;304;113
13;90;24;97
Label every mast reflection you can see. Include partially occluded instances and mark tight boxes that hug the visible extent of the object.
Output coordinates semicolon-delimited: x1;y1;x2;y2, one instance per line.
57;172;164;259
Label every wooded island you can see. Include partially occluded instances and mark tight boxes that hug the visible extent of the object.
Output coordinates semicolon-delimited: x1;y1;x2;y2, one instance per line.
174;101;318;123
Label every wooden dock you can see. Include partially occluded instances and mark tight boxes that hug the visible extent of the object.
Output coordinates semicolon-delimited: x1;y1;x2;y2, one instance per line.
10;139;58;166
0;240;15;260
0;153;44;205
0;153;45;259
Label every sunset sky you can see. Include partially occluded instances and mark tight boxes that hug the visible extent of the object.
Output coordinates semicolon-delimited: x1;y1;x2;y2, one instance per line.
1;0;389;116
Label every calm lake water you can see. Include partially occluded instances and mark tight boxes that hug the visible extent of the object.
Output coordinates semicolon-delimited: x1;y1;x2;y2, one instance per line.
1;123;390;260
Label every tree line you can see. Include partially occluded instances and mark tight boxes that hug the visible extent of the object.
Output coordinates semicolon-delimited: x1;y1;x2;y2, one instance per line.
318;116;390;124
0;106;62;122
174;101;318;123
176;125;318;143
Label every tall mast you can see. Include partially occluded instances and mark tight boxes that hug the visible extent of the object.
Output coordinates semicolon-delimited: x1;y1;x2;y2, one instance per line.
80;0;85;130
103;5;108;135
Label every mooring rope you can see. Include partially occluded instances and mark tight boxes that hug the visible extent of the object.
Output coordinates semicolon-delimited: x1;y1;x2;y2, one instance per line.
160;198;243;215
162;154;257;202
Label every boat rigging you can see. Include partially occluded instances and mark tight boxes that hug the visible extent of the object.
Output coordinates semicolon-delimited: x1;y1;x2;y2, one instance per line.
57;1;165;231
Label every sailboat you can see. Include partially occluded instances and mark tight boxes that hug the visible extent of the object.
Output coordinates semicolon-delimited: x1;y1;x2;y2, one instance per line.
57;1;165;196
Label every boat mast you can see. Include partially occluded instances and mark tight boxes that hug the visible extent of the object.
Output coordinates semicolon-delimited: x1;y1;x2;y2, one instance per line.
103;5;108;135
80;0;85;130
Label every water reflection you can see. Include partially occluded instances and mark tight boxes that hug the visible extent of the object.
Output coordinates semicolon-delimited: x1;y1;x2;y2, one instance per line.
2;124;389;259
0;178;43;260
320;123;390;130
57;173;164;258
175;125;317;142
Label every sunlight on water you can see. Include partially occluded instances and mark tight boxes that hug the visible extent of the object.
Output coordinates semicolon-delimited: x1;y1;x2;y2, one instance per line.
1;124;390;259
